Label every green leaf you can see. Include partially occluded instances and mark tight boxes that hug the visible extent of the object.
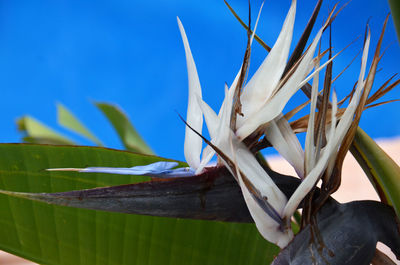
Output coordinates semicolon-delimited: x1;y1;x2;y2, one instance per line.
95;102;154;155
224;0;271;51
57;103;103;146
17;116;75;145
0;144;278;265
389;0;400;43
351;127;400;218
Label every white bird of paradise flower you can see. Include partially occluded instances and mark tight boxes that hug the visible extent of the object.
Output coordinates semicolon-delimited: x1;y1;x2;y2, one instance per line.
49;0;371;249
177;0;370;247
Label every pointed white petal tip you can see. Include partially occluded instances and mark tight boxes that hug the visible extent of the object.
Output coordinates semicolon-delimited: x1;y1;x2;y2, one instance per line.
176;17;184;32
239;0;296;127
178;14;203;170
237;174;293;248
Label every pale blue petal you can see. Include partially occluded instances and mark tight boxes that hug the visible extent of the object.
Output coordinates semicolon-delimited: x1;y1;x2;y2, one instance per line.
79;161;196;178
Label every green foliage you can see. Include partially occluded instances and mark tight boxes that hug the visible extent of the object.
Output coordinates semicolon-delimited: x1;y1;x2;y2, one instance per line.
352;128;400;218
95;102;153;155
57;103;103;146
17;116;75;145
0;144;278;264
17;102;153;155
389;0;400;42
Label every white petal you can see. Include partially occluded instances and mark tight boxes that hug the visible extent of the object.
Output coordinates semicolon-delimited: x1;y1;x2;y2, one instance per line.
199;93;286;204
237;173;293;248
217;83;233;128
283;33;371;219
196;95;219;138
325;91;339;178
265;114;304;178
199;90;292;245
195;97;218;173
233;139;287;208
236;22;324;140
296;51;343;89
178;17;203;169
304;54;320;174
250;1;264;45
322;33;369;171
283;91;339;219
238;0;296;128
330;32;370;148
196;145;215;174
221;81;236;129
216;131;291;247
196;81;236;173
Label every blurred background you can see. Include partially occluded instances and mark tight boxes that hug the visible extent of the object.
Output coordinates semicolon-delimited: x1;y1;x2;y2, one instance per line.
0;0;398;161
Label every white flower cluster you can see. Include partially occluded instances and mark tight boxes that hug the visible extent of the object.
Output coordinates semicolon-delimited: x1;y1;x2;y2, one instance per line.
50;0;371;249
179;0;370;248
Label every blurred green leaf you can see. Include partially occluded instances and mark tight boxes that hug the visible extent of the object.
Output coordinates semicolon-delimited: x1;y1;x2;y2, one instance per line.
57;103;103;146
95;102;154;155
389;0;400;42
351;127;400;218
0;144;278;265
17;116;75;145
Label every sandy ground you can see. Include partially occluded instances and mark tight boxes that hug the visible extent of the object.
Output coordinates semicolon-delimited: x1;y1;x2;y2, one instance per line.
1;137;399;264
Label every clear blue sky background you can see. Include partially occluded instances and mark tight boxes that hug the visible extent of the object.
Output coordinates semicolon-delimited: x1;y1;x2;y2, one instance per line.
0;0;398;161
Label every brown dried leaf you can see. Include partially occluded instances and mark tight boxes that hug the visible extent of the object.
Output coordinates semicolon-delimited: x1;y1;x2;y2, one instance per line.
284;99;310;121
367;75;400;105
290;108;346;134
284;0;323;74
365;99;400;109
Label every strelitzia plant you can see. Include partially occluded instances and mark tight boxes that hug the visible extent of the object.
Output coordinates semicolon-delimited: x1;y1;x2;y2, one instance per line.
1;0;400;264
49;0;332;247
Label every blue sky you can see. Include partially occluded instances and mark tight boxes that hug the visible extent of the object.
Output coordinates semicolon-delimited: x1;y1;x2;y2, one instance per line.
0;0;398;161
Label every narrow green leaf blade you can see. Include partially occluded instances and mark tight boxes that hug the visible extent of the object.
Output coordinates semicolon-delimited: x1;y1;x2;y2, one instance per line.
352;128;400;218
57;103;103;146
224;0;271;51
0;144;278;265
17;116;75;145
389;0;400;43
95;102;154;155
